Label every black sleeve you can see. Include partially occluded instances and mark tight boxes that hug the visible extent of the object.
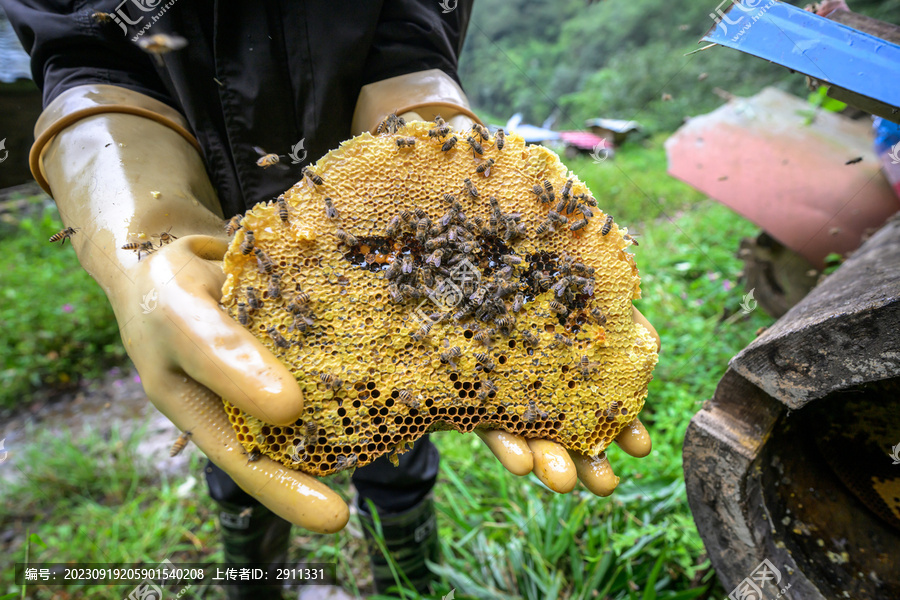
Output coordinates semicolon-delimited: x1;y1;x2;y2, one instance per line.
0;0;173;108
361;0;474;87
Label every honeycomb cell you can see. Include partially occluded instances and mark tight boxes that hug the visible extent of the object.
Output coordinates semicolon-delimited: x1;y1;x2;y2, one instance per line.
220;121;658;477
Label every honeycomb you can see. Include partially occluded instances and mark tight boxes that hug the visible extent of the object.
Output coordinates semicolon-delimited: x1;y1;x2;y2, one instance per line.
220;120;659;477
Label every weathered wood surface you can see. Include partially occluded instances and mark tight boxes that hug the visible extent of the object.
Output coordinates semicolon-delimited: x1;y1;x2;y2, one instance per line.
729;214;900;409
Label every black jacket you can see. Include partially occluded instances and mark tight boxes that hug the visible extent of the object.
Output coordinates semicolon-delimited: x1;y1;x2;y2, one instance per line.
2;0;472;216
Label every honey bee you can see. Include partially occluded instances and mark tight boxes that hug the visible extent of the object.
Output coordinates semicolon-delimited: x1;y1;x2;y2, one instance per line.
578;204;595;219
471;123;490;141
425;236;448;251
548;210;567;225
531;184;544;199
494;129;505;150
543;180;555;202
376;113;406;135
247;449;262;462
246;286;261;310
572;262;595;276
462;178;479;198
474;329;494;347
580;354;593;378
473;352;495;370
535;220;552;236
150;226;178;246
49;226;79;245
570;218;588;231
398;390;420;410
441;136;458;152
590;307;607;325
416;218;430;243
335;229;358;246
91;11;112;23
478;378;498;402
396;137;416;148
401;256;414;274
268;273;282;300
290;291;312;307
512;293;525;313
440;346;462;364
225;215;243;235
522;400;540;424
386;215;401;237
561;178;573;200
549;300;568;315
521;330;540;346
475;158;495;177
254;248;274;273
428;123;451;138
320;373;343;391
136;34;188;65
276;196;289;222
238;506;254;518
388;283;403;303
500;254;522;266
237;302;249;325
267;326;291;349
411;321;433;342
466;136;484;155
121;240;155;260
426;249;443;268
305;420;319;444
400;284;425;300
624;233;640;246
555;197;569;214
460;240;478;253
253;146;283;169
495;314;515;331
335;453;358;470
384;259;402;281
601;215;614;236
577;193;597;207
169;430;193;457
550;278;570;297
553;333;573;347
302;165;324;186
240;230;255;254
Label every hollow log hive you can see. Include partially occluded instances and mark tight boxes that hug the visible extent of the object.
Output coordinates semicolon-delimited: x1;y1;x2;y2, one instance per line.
221;120;658;477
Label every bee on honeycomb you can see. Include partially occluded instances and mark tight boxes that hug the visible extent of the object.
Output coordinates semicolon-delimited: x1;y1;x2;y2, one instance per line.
220;121;658;488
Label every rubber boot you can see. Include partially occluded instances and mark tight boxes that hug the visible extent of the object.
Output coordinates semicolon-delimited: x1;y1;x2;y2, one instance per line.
217;501;292;600
358;495;440;594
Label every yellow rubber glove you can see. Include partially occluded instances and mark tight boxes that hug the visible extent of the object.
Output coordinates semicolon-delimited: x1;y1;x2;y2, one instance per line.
354;71;662;497
33;85;348;533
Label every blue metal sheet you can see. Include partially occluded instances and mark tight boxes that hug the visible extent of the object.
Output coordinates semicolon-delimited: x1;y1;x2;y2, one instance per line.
702;1;900;109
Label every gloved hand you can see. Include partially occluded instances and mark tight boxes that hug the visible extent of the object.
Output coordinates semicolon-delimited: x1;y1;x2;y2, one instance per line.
33;85;348;533
354;71;662;498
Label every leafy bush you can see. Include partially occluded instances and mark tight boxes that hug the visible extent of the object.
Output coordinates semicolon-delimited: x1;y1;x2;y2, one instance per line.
0;206;126;409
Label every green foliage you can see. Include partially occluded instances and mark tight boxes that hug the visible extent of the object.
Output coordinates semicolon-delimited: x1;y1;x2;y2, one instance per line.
0;207;126;409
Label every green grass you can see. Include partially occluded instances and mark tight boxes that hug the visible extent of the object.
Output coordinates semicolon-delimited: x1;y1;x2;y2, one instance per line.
1;141;772;598
0;205;126;410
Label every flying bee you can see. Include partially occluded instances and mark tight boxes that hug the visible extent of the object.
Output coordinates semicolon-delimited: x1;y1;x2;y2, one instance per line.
49;226;79;245
252;146;287;169
396;137;416;148
411;321;434;342
474;352;495;371
267;327;291;349
387;283;403;304
302;166;324;186
136;34;188;65
462;178;479;199
275;196;289;222
426;249;443;268
601;215;614;236
570;218;588;231
440;346;462;365
500;254;522;266
521;330;540;346
543;180;555;202
590;307;607;325
91;11;113;24
386;215;401;237
225;215;243;235
475;158;495;177
624;233;640;246
268;273;282;300
845;156;863;165
169;430;193;457
549;300;568;315
441;136;458;152
553;333;573;347
320;373;343;391
397;390;420;410
335;229;357;246
472;123;490;141
254;248;274;273
434;115;446;126
246;286;260;310
494;128;505;150
323;197;339;220
121;240;155;260
376;113;405;135
512;293;525;313
240;230;255;254
466;136;484;155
